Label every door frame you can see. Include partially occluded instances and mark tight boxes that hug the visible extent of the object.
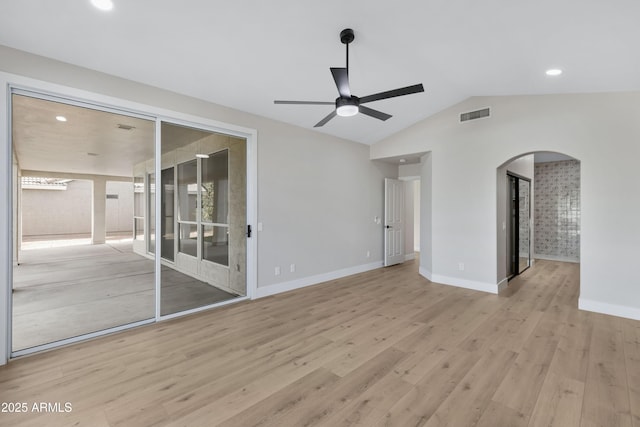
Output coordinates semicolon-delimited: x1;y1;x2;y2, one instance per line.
506;172;531;279
384;178;405;267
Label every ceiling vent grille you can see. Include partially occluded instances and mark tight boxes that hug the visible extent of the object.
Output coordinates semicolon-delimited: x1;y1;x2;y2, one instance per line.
460;107;490;123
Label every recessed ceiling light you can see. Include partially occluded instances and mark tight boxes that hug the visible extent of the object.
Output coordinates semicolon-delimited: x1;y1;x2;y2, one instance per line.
545;68;563;76
196;154;210;159
399;158;407;163
56;116;67;122
91;0;114;11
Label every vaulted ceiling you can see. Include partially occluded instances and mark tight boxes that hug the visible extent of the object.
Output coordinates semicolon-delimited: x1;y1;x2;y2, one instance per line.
1;0;639;145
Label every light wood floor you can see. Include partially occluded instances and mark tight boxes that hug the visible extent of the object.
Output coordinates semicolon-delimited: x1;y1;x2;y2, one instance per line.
1;259;639;427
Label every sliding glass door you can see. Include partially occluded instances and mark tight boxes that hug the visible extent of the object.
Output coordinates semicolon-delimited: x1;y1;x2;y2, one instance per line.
507;173;531;278
9;90;252;357
11;93;156;354
159;122;246;316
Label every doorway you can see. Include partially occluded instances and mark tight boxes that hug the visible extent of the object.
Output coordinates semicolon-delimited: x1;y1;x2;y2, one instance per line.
384;178;405;266
507;173;531;279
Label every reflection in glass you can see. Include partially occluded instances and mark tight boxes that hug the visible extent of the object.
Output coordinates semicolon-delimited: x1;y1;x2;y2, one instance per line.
178;223;198;257
148;173;156;254
201;150;229;224
134;176;144;240
134;218;144;241
161;167;175;261
203;225;229;265
518;179;531;273
160;121;245;316
178;160;197;222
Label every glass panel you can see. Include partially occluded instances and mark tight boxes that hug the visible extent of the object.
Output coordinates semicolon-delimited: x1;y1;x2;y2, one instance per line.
134;176;144;217
11;94;155;353
203;225;229;266
148;173;155;254
134;218;144;240
177;160;197;222
160;122;244;316
161;167;175;261
178;223;197;257
518;179;531;273
201;150;229;224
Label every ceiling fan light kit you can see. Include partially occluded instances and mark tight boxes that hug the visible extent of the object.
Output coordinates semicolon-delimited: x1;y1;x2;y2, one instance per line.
336;96;359;117
274;28;424;127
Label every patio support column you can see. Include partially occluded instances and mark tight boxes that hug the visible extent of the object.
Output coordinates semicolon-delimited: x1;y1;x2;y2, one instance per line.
92;177;107;245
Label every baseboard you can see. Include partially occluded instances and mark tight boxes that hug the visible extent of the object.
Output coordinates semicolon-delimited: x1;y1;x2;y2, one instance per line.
418;268;498;294
578;298;640;321
404;253;416;261
496;277;509;292
534;254;579;263
255;261;383;299
419;266;432;281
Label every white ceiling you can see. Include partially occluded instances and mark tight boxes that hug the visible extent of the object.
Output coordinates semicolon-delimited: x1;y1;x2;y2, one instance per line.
2;1;640;145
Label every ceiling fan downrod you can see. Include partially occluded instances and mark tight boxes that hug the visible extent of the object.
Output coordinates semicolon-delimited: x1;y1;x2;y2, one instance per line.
340;28;355;74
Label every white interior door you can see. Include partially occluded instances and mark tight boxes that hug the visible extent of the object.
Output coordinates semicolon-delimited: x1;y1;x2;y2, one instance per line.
384;178;405;266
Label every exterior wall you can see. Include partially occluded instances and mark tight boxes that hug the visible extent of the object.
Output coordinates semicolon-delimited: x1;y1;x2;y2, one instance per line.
21;180;133;238
534;160;580;262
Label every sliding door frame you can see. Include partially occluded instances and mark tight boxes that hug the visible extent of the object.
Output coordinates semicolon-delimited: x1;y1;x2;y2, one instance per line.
1;74;258;362
507;172;531;279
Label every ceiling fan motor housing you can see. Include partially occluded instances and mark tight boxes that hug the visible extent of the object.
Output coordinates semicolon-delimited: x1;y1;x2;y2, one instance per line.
336;96;360;117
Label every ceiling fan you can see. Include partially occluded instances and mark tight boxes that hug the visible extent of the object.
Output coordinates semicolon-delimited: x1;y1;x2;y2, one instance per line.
274;28;425;128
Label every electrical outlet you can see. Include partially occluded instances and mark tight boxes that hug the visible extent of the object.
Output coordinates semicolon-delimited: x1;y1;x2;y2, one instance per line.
290;264;295;273
366;250;371;258
458;262;465;271
275;266;280;276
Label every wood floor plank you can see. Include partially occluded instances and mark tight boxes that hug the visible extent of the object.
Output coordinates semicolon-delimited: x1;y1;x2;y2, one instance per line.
492;321;559;416
216;368;341;427
475;401;529;427
422;349;518;427
528;371;584;427
622;319;640;427
375;349;480;427
580;315;633;427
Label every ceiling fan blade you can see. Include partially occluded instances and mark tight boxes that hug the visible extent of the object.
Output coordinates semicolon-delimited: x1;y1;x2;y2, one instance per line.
274;100;334;105
314;110;337;127
330;67;351;97
359;105;392;121
359;84;424;104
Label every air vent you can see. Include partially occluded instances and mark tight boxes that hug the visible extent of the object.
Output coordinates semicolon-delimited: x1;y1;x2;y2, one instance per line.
117;124;136;131
460;107;490;123
106;194;119;200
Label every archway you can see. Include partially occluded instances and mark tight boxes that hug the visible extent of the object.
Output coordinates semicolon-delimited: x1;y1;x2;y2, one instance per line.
496;151;581;295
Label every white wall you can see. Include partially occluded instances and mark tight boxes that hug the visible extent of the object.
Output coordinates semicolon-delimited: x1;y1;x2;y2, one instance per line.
0;45;397;363
403;180;415;257
414;180;420;252
372;92;640;320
